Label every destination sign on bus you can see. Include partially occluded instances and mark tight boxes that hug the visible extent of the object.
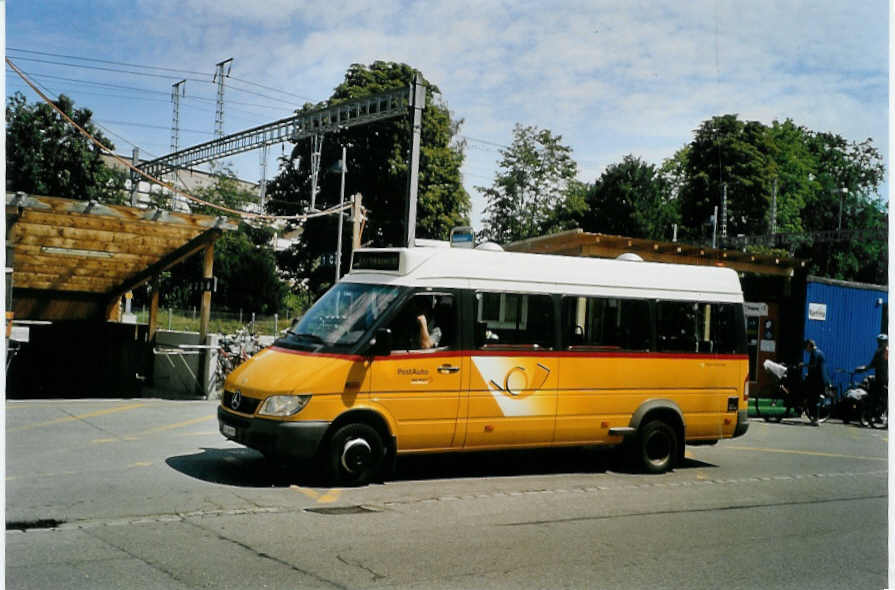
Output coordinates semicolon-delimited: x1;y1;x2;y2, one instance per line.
352;251;400;272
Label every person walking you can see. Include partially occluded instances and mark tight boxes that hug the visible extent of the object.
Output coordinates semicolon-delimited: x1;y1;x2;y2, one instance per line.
856;334;888;425
802;339;827;424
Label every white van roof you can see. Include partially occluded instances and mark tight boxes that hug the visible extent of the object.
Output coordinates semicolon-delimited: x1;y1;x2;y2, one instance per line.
346;247;743;303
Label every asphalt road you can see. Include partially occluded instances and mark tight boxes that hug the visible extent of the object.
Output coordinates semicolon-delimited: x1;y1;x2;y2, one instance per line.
6;399;889;589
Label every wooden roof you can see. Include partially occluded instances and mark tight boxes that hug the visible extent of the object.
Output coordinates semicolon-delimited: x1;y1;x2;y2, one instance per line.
505;229;805;278
7;192;235;321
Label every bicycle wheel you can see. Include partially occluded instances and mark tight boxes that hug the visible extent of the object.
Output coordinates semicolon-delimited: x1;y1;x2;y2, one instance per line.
814;395;832;424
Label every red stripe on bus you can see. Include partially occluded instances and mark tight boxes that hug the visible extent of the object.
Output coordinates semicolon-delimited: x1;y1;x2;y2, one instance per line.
269;345;747;362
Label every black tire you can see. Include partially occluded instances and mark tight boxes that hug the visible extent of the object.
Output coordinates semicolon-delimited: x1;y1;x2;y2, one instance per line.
637;420;679;474
815;397;832;424
326;423;385;486
870;403;887;429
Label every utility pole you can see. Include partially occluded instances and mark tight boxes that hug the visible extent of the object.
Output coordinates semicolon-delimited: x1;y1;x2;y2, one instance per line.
129;147;140;206
170;80;186;152
720;183;728;245
351;193;364;251
712;205;719;249
334;144;347;283
837;187;849;231
259;144;269;209
309;134;322;211
213;58;233;138
404;73;426;247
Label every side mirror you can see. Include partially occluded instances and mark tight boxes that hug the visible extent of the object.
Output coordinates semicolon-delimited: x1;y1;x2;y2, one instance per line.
368;328;392;357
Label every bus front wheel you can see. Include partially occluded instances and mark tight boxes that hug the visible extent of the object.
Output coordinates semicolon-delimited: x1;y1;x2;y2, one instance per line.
637;420;678;474
326;423;385;486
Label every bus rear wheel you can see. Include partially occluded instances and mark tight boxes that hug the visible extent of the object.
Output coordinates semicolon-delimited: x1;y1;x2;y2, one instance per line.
326;423;384;486
637;420;679;474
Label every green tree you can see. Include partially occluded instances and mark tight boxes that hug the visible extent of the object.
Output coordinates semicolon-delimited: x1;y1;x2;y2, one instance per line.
579;155;679;240
479;124;579;243
159;168;287;314
267;61;470;296
679;115;773;243
676;114;886;282
5;92;127;202
798;131;886;282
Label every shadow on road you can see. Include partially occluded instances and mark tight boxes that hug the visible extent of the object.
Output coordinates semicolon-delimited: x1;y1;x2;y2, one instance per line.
166;448;299;488
167;445;718;488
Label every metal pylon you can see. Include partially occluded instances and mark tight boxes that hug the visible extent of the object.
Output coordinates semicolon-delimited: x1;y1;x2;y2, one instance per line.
170;80;186;152
213;58;233;138
309;134;322;211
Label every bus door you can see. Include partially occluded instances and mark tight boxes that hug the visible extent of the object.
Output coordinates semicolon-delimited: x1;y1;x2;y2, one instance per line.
370;291;463;451
463;291;558;448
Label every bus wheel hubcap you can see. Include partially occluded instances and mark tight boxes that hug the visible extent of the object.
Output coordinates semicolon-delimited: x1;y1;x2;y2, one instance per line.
646;432;670;464
341;438;372;473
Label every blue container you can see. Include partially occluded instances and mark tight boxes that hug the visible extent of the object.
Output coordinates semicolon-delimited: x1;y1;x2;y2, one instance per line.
802;276;888;395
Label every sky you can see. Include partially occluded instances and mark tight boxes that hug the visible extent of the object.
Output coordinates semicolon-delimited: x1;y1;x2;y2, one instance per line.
4;1;889;230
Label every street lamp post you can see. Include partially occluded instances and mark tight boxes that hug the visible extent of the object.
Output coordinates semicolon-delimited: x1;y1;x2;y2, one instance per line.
836;187;849;231
334;144;348;283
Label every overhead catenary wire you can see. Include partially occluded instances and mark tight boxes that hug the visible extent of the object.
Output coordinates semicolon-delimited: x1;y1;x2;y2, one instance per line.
9;48;316;103
6;57;345;225
5;68;297;115
7;50;310;109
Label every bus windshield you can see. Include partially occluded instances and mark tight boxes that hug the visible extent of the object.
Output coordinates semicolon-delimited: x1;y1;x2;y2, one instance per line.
276;282;402;351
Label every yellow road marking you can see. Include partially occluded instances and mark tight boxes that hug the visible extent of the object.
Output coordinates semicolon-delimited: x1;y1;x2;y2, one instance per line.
135;415;215;436
129;461;152;468
291;486;344;504
10;403;147;432
91;416;215;444
318;489;343;504
726;445;887;461
291;486;320;500
93;436;139;444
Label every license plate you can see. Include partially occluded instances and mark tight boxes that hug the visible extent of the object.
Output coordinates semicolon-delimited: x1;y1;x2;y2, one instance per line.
221;424;237;438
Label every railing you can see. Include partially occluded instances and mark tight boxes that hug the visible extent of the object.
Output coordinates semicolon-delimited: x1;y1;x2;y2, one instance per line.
132;308;298;337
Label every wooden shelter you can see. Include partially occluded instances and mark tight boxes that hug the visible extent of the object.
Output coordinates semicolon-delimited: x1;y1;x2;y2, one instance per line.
505;229;805;277
6;192;235;397
7;192;233;331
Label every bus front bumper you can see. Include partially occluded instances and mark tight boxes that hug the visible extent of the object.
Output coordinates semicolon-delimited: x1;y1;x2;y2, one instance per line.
218;406;330;460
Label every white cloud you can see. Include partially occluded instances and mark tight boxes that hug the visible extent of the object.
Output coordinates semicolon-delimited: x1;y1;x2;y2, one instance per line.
10;0;885;229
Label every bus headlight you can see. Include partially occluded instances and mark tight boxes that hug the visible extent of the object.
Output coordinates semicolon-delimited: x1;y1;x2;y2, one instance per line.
257;395;311;417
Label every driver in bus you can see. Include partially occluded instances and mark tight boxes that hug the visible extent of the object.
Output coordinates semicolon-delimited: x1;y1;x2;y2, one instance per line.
414;295;442;350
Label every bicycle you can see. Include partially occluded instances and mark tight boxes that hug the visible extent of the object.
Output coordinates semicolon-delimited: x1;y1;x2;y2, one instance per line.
758;360;832;424
211;326;265;395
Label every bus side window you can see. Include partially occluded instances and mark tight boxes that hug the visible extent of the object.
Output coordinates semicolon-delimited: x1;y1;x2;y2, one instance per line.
656;301;698;353
475;292;553;350
562;296;650;351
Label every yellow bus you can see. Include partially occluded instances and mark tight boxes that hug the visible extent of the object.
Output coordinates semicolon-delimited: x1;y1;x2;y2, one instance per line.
218;245;749;483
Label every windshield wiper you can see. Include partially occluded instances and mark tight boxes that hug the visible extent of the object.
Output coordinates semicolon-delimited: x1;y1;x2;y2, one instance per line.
290;332;326;344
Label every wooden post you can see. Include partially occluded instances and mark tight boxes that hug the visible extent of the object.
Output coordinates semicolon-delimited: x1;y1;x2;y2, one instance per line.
351;193;363;251
148;278;160;342
106;296;121;322
197;243;214;397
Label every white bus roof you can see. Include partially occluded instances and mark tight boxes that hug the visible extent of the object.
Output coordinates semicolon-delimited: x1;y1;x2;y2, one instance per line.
346;247;743;303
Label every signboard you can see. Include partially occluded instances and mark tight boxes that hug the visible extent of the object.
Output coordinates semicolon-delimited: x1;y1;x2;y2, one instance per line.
808;302;827;321
744;302;768;317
